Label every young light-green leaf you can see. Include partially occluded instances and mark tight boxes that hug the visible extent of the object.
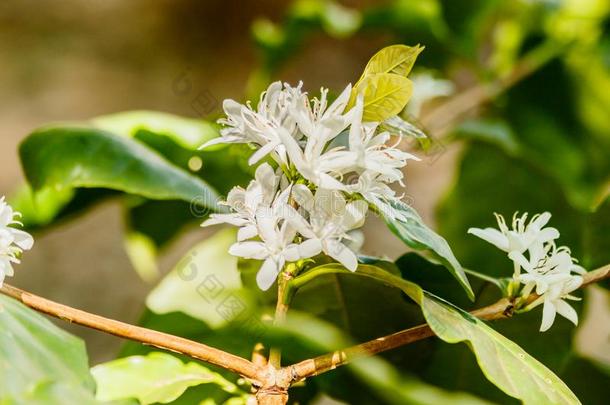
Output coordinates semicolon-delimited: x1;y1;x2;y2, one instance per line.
359;44;424;79
146;228;254;328
380;199;474;300
19;126;220;208
91;352;240;405
350;73;413;122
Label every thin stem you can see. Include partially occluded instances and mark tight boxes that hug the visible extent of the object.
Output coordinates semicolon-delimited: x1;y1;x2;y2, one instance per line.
463;267;503;287
285;264;610;381
0;284;263;384
268;265;297;369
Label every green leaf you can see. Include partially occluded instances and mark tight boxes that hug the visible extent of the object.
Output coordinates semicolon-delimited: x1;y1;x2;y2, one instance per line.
146;228;255;328
359;44;424;79
381;199;474;300
0;295;96;400
6;381;136;405
349;73;413;122
295;264;580;404
91;352;240;405
91;110;219;150
421;297;580;405
19;126;220;208
8;184;75;229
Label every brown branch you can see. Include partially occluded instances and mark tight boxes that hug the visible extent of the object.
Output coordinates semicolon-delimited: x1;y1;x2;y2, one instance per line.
0;284;263;384
286;264;610;381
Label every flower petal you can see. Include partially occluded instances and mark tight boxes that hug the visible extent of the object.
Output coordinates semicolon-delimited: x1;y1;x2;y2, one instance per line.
229;241;268;260
468;227;509;251
540;299;557;332
554;299;578;326
324;240;358;271
10;229;34;250
295;238;322;259
256;258;280;291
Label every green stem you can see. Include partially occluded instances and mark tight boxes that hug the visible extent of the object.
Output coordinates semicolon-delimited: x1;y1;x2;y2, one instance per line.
463;268;503;287
290;265;350;290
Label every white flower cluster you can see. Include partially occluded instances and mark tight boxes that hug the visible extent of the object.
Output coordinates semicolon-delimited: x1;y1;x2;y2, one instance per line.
469;212;586;332
202;82;418;290
0;197;34;287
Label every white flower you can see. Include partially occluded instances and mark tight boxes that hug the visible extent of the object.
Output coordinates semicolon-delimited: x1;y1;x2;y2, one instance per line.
468;212;559;274
0;197;34;287
201;82;305;165
291;84;353;143
470;211;587;331
277;85;356;190
228;207;318;291
278;127;352;190
346;171;405;221
514;244;585;331
537;277;582;332
202;163;280;241
202;79;422;290
284;186;368;271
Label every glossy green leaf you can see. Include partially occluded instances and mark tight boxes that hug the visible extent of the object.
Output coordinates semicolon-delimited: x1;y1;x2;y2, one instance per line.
295;264;580;404
8;184;75;229
421;297;580;405
91;352;240;404
349;73;413;122
0;295;96;401
359;44;424;79
381;199;474;300
19;126;220;208
92;110;219;150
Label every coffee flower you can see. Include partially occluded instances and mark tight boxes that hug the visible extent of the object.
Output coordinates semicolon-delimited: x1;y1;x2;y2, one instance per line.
0;197;34;287
202;81;418;290
202;163;278;241
284;186;368;271
469;212;586;331
468;212;559;276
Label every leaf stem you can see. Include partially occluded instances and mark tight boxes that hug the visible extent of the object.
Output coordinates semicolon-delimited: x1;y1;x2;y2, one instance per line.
463;267;503;287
